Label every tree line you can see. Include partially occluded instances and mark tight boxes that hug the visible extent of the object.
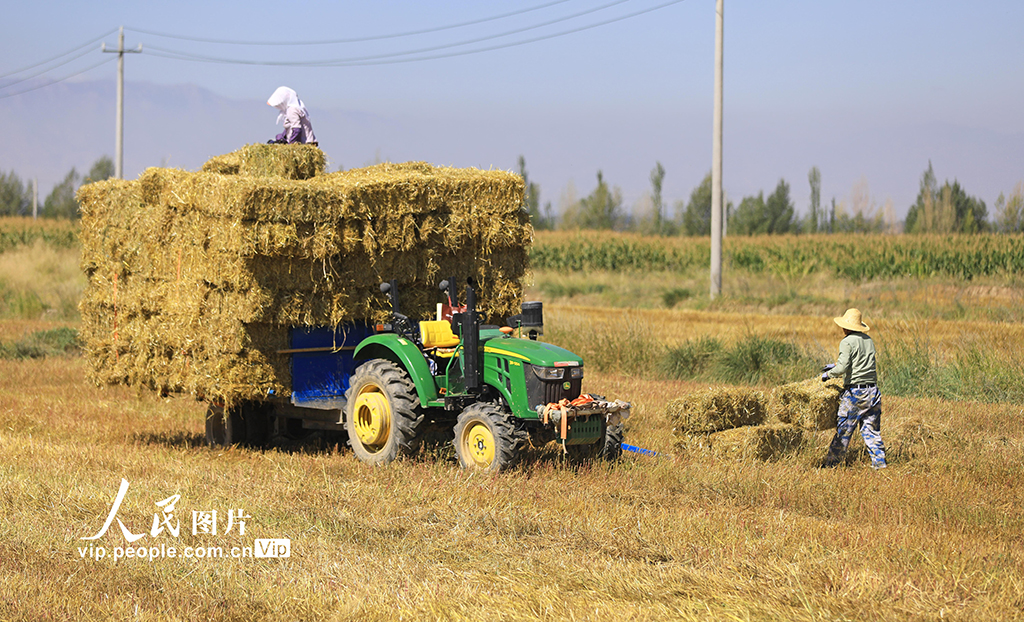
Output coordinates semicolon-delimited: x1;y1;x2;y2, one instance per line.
4;155;1022;236
519;157;1024;235
0;157;114;219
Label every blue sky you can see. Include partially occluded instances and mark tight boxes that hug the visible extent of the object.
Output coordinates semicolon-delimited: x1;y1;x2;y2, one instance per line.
3;0;1023;219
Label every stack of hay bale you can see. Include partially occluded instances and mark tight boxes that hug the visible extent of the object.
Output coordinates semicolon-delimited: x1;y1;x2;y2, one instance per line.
667;378;844;461
77;144;530;405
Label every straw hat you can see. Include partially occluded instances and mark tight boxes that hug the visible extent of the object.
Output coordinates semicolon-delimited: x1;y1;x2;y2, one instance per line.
834;308;870;332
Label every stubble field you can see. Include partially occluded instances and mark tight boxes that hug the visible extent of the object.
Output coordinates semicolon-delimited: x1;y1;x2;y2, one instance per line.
1;222;1023;620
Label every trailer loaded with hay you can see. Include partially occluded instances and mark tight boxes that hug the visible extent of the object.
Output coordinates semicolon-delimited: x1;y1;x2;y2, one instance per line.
77;144;629;472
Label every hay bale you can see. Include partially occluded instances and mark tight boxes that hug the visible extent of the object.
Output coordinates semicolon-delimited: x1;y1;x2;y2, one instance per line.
666;386;767;434
201;143;326;179
768;378;843;430
76;154;529;405
676;424;804;461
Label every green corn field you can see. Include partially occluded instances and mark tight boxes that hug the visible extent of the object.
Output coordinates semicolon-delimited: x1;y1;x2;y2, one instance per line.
532;230;1024;281
0;218;78;254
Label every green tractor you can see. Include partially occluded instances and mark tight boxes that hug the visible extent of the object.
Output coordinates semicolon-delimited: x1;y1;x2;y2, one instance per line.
344;277;629;471
209;276;629;472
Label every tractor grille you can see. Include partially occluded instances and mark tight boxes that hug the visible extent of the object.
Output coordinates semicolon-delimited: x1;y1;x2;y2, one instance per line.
525;365;582;410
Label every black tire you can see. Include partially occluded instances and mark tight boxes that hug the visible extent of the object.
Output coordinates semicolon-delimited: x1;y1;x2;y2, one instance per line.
601;423;625;461
453;402;527;472
224;407;247;446
242;402;272;448
205;404;226;446
565;420;624;463
206;401;270;448
345;359;424;466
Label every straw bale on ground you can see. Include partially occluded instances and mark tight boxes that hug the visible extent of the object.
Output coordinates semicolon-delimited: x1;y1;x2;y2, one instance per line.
77;146;529;404
677;424;805;461
768;378;844;430
666;386;766;434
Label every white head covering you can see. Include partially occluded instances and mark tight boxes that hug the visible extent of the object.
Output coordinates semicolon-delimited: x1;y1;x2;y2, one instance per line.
267;86;309;125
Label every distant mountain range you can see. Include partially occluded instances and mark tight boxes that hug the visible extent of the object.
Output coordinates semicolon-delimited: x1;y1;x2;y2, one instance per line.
0;78;406;193
2;78;1021;216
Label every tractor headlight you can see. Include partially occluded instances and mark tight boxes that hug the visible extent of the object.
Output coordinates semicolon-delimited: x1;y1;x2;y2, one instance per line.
531;365;563;380
569;366;583;379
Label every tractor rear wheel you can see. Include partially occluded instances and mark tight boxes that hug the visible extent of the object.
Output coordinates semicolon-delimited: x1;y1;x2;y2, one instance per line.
345;359;424;466
454;402;526;472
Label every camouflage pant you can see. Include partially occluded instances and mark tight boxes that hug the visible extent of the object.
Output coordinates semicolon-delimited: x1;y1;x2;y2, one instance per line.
823;386;886;467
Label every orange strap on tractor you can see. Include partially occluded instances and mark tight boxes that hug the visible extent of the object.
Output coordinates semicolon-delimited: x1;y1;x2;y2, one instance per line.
541;394;595;440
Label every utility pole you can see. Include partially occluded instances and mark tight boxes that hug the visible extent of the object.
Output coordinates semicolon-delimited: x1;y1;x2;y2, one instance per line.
102;27;142;179
709;0;724;299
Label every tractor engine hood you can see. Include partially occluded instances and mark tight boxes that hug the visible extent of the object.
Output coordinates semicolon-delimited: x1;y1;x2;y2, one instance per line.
480;333;583;368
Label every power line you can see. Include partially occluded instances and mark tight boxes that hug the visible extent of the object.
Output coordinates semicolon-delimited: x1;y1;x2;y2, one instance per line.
336;0;689;67
143;0;682;68
0;56;117;100
128;0;574;45
0;46;98;91
0;28;118;79
144;0;633;66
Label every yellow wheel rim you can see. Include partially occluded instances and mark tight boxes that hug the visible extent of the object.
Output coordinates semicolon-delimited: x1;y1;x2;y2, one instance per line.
461;421;495;469
353;386;391;449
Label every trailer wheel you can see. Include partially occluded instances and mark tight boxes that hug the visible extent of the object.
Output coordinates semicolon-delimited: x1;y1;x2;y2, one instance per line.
454;402;526;472
206;401;270;448
242;402;272;448
345;359;424;466
224;407;247;446
205;404;226;446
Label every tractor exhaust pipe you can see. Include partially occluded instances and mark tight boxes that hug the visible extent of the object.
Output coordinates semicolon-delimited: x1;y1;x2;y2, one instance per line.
507;301;544;340
460;277;480;392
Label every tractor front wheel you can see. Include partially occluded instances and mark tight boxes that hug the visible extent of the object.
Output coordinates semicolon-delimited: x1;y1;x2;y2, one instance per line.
345;359;424;466
566;420;624;463
454;402;526;472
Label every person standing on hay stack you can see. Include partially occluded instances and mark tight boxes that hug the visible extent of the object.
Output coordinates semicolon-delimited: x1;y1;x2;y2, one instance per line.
820;308;887;470
267;86;317;145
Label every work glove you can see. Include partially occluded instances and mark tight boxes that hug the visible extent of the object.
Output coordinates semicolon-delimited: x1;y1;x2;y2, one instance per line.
820;363;836;372
821;372;830;382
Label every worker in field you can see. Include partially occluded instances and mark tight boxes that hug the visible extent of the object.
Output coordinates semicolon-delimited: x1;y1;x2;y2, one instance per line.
820;308;887;469
267;86;317;145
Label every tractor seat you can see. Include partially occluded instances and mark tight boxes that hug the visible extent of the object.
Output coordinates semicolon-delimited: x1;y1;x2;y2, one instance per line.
419;320;460;349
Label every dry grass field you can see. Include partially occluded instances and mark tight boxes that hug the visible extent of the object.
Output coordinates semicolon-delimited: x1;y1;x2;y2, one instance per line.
2;223;1023;620
1;356;1023;620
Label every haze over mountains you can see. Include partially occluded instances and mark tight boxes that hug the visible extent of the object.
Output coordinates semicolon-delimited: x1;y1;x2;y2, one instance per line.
2;77;1021;220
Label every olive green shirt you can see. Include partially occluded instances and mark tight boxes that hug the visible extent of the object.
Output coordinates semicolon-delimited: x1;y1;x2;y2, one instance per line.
827;332;877;386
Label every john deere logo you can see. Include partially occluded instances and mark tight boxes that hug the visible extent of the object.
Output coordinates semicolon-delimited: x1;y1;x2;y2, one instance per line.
562;381;571;391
